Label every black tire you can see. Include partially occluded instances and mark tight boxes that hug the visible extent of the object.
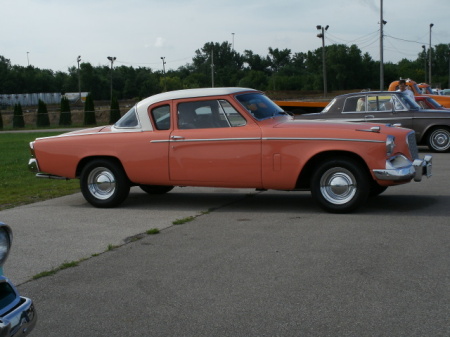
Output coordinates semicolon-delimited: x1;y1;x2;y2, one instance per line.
311;158;370;213
369;181;388;197
426;127;450;152
80;159;130;208
140;185;174;194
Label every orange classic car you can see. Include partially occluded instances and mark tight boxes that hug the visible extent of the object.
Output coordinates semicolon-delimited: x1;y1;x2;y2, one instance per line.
29;88;432;213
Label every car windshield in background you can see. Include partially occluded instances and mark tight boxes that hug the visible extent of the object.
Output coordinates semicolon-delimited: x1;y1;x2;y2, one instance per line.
115;106;139;128
399;94;420;110
236;93;284;120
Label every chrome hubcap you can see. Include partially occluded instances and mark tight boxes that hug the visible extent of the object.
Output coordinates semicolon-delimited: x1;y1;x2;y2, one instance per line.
431;130;450;151
87;167;116;200
320;168;357;205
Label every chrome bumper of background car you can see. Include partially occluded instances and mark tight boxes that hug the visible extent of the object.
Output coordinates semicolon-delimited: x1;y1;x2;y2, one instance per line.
0;296;36;337
373;154;432;182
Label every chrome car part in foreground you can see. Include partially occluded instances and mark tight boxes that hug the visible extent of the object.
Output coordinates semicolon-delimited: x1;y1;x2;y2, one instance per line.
0;223;37;336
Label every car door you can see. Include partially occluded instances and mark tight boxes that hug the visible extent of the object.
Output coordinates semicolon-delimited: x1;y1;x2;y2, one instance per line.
168;98;262;187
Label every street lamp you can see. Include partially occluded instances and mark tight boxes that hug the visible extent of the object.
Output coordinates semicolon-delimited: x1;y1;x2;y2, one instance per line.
27;52;30;66
316;25;329;97
422;46;427;83
232;33;235;51
429;23;434;85
77;55;81;103
161;57;166;91
107;56;116;101
379;0;386;90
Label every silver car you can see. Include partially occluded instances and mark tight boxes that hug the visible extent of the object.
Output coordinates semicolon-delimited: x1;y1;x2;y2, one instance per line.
298;91;450;152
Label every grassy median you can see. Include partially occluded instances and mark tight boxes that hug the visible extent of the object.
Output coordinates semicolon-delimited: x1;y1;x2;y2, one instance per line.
0;132;80;211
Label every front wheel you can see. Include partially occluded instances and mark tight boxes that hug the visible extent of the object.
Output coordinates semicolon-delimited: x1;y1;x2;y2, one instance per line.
427;127;450;152
80;159;130;208
311;159;370;213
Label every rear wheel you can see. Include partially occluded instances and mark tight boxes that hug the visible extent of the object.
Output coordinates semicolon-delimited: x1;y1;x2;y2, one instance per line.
427;127;450;152
80;159;130;208
311;158;370;213
140;185;174;194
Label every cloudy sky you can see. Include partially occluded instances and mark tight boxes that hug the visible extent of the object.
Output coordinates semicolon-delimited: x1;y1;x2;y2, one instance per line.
1;0;449;73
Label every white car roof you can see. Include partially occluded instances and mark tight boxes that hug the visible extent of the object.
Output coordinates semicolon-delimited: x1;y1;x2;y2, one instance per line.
126;87;257;132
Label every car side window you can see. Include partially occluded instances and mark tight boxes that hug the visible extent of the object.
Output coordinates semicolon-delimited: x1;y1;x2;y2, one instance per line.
343;96;365;112
177;100;246;129
151;105;171;130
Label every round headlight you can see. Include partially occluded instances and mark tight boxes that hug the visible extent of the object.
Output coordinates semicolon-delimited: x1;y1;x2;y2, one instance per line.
386;135;396;157
0;223;12;267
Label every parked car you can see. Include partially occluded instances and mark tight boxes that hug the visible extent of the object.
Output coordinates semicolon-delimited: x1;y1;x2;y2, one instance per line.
388;79;450;107
415;96;449;110
0;222;36;336
29;88;431;213
298;91;450;153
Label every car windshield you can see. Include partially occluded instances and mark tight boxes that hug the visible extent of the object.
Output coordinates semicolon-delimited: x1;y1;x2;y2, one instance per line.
427;98;443;108
114;106;140;128
236;93;285;120
398;94;420;110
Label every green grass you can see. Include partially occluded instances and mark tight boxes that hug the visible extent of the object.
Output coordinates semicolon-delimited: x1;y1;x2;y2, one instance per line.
0;132;80;211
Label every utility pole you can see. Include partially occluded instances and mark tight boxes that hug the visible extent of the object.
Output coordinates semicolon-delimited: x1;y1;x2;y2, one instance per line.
422;46;427;83
77;55;81;103
379;0;386;91
161;57;166;91
107;56;116;101
429;23;434;85
316;25;329;97
211;48;215;88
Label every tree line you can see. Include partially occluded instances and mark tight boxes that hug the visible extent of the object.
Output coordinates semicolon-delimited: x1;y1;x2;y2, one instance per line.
1;41;450;102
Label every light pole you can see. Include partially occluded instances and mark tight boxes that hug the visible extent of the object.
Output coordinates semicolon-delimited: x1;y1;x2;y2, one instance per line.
316;25;329;97
160;57;166;91
232;33;235;51
379;0;386;90
77;55;81;103
107;56;116;101
27;52;30;66
429;23;434;85
448;51;450;89
211;48;215;88
422;46;427;83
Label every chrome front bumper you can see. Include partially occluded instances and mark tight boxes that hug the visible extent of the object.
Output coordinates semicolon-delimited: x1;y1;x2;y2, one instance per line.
0;278;36;337
373;154;432;182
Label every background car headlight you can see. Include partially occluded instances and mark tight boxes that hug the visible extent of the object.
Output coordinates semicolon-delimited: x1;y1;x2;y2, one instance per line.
0;223;12;268
386;135;396;156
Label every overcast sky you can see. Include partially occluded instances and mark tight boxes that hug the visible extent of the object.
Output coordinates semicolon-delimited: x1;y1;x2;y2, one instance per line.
1;0;449;73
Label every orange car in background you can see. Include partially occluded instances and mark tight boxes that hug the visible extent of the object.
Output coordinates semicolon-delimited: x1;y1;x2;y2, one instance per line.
388;79;450;107
29;88;432;213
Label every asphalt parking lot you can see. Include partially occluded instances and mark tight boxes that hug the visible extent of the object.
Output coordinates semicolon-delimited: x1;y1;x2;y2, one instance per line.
1;149;449;336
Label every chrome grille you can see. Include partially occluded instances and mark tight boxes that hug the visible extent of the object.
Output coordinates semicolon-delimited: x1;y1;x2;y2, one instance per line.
407;131;419;159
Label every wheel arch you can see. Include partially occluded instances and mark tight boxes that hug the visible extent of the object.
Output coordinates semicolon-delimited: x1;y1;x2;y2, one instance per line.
296;150;370;189
76;156;129;181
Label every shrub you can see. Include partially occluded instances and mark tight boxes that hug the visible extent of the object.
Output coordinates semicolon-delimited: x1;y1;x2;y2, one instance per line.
59;97;72;126
109;96;121;124
36;99;50;127
13;103;25;128
83;94;96;125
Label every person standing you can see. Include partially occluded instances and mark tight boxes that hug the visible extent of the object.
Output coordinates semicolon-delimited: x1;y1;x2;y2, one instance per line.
397;79;415;101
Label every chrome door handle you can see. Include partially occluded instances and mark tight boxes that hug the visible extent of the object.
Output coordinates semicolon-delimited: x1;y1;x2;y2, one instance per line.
171;135;184;140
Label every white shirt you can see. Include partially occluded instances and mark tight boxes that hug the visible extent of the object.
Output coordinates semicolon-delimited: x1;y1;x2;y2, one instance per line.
397;88;415;101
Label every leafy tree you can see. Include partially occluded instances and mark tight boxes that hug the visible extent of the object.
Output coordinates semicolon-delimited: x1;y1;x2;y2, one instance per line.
109;96;121;124
13;103;25;128
0;111;3;130
59;96;71;126
36;99;50;127
83;94;96;125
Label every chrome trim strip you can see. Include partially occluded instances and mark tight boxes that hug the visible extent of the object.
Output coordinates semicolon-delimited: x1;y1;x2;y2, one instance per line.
151;137;384;143
263;137;385;143
151;137;260;143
